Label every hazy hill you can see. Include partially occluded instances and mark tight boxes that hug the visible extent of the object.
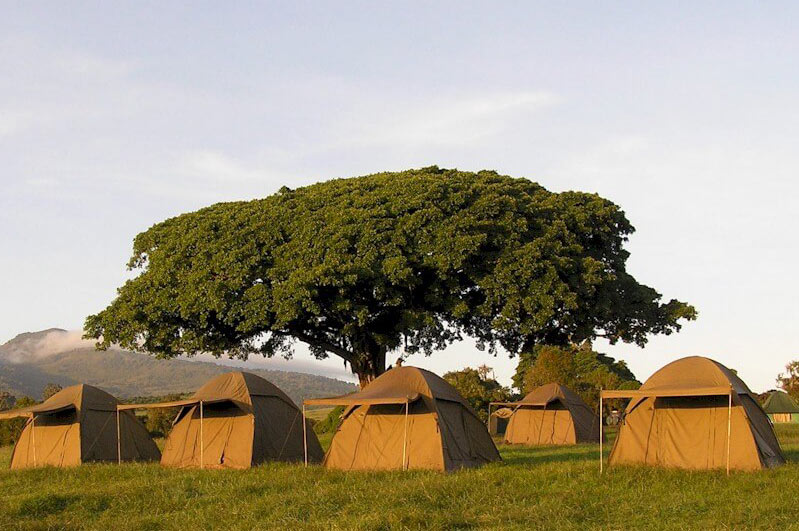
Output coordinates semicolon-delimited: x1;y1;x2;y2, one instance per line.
0;329;356;405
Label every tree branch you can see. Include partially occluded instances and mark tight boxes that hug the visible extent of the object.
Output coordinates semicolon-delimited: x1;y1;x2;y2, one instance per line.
287;330;355;363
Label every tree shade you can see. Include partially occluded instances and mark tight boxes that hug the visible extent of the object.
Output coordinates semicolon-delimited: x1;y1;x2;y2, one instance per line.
85;167;696;385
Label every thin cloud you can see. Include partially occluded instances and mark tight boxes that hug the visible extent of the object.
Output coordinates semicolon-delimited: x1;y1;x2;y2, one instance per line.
338;91;562;148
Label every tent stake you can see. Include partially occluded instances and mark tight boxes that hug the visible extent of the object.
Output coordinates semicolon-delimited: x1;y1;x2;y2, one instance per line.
302;404;308;467
117;409;122;464
403;400;409;471
199;401;204;470
727;389;732;476
599;391;603;474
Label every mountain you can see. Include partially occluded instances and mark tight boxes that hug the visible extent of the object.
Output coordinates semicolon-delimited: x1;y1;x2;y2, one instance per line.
0;329;356;405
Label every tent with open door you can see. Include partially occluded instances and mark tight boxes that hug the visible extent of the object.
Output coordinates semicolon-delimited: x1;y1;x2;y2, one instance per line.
492;383;599;445
488;407;513;436
304;366;500;471
119;371;323;469
0;384;160;469
762;390;799;423
603;356;784;472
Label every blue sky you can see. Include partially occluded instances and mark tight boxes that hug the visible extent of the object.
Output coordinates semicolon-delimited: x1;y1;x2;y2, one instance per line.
1;2;797;390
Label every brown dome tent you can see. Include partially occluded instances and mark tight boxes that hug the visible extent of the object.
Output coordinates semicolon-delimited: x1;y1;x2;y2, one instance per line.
304;366;500;471
492;383;600;445
119;371;323;469
602;356;784;472
0;384;160;469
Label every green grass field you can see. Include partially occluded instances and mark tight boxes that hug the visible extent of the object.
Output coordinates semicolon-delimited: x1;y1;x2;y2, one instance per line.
2;425;799;530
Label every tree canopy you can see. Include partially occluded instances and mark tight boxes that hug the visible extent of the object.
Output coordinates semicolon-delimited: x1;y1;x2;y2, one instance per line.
85;167;696;385
443;366;511;421
42;383;63;401
777;361;799;401
518;343;640;411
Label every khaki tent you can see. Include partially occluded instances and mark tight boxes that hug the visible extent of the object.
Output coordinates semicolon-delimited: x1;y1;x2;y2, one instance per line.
762;390;799;423
603;356;784;472
488;407;513;436
0;384;160;469
305;366;500;471
492;383;600;445
120;371;323;469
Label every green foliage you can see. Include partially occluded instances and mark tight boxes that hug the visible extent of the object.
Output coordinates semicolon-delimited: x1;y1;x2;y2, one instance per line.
313;406;345;434
511;351;535;392
119;394;188;438
41;383;63;401
0;395;37;447
777;361;799;401
521;343;640;411
0;391;14;411
443;366;511;421
14;396;37;409
85;167;696;384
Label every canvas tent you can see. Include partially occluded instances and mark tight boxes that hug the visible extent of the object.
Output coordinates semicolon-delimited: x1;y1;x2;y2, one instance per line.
491;383;600;445
762;390;799;423
602;356;784;472
0;384;160;469
304;366;500;471
119;371;323;469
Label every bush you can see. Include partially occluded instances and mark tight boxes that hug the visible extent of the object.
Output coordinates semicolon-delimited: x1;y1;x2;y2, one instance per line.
314;406;345;434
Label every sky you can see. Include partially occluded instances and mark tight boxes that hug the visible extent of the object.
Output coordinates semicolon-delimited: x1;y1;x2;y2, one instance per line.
1;2;798;391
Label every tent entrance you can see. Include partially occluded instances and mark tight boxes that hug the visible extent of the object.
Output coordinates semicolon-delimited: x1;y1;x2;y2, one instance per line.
192;401;251;469
26;409;80;467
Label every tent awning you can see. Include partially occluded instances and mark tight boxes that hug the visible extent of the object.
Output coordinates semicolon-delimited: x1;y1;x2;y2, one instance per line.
601;386;732;399
117;398;231;411
304;393;421;406
490;400;553;407
0;403;76;420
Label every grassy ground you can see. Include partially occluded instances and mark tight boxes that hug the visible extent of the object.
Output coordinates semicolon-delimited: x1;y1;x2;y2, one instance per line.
1;425;799;530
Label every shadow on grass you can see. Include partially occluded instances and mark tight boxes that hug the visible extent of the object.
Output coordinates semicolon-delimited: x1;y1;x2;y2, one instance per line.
17;493;80;518
781;448;799;463
499;445;600;466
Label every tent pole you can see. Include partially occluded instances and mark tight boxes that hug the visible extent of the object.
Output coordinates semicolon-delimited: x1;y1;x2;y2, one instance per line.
200;401;204;470
31;415;36;467
403;400;409;471
727;389;732;476
538;402;547;445
302;404;308;467
487;403;491;429
117;409;122;464
599;391;603;474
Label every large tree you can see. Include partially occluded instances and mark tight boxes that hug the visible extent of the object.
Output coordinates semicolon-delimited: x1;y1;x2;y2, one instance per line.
85;167;696;386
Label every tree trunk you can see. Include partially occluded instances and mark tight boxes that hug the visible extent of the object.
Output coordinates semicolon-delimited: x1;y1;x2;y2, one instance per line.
351;346;387;389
